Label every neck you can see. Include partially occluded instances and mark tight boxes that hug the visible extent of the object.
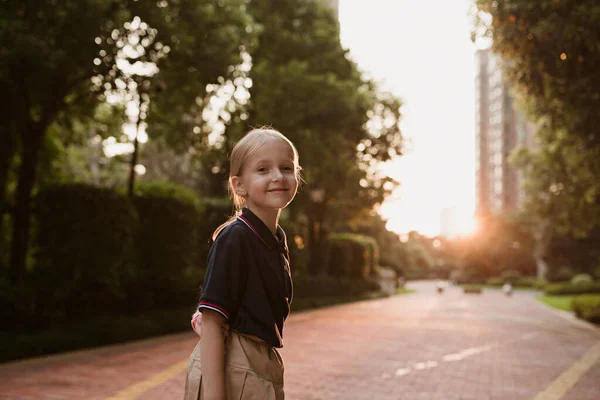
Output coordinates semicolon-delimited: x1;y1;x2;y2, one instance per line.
246;206;280;235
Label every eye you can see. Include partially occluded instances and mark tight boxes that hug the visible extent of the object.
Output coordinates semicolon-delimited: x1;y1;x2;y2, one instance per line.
257;167;268;173
281;165;294;171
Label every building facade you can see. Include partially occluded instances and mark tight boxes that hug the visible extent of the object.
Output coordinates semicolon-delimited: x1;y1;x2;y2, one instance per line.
474;49;534;216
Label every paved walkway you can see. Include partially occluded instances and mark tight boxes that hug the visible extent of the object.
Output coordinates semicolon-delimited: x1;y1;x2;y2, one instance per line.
1;281;599;399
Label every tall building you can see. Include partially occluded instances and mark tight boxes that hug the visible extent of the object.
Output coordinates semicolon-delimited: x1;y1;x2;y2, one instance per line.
474;49;534;216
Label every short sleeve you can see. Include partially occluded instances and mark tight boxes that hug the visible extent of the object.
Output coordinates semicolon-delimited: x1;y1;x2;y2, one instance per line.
198;225;248;320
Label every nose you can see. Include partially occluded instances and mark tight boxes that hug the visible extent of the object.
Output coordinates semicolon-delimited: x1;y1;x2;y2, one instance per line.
272;168;284;181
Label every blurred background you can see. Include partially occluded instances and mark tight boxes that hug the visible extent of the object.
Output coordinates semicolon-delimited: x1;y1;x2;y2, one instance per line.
1;0;598;363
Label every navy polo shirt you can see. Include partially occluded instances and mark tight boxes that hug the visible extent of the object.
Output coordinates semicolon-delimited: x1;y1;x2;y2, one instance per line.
198;208;293;348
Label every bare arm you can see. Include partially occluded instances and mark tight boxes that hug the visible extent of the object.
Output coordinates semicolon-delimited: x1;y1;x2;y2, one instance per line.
200;309;227;400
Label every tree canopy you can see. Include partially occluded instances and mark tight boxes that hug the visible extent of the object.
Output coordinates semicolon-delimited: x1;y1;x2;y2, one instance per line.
473;0;600;239
1;0;253;280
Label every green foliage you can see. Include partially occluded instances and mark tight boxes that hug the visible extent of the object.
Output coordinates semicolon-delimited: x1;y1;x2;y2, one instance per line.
548;266;576;283
572;295;600;323
473;0;600;239
544;228;600;279
485;277;504;287
33;184;138;322
571;273;594;285
544;281;600;296
326;233;379;278
129;0;255;151
131;183;203;311
0;307;193;363
45;102;129;187
1;0;254;280
291;291;388;313
292;275;380;299
235;0;404;226
452;214;536;280
135;180;201;208
485;276;546;289
500;269;521;284
474;0;599;145
516;277;548;290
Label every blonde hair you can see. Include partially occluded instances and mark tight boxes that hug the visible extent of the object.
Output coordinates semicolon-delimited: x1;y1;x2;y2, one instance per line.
212;127;301;240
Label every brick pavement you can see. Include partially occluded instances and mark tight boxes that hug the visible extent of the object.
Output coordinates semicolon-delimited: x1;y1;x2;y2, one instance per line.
1;281;599;400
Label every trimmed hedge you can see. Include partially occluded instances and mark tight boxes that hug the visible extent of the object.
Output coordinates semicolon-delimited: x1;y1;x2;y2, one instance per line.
572;295;600;323
33;184;138;323
571;273;594;285
545;281;600;296
0;307;193;363
485;276;547;289
292;275;380;299
325;233;379;278
131;182;204;311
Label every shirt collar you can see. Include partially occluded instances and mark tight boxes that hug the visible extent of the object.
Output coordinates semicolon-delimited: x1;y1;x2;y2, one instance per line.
238;208;285;250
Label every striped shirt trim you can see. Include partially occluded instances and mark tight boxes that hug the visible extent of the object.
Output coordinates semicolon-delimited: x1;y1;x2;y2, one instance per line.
237;215;270;247
198;301;230;320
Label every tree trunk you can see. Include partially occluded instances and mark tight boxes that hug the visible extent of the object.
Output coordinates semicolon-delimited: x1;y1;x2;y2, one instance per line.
9;126;43;282
0;127;16;265
533;219;552;281
127;115;142;197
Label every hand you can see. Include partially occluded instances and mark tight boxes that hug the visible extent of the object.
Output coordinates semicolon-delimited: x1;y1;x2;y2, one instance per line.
191;311;203;337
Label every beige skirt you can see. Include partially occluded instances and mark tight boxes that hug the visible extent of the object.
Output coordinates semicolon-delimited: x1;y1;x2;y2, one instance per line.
183;331;285;400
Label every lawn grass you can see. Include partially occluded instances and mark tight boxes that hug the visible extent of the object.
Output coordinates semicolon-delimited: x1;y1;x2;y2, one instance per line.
396;287;416;295
537;294;574;312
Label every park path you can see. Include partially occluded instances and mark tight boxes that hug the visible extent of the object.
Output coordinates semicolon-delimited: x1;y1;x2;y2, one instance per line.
1;281;599;399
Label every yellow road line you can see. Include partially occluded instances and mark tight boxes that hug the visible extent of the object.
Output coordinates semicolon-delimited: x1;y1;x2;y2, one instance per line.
533;340;600;400
106;359;188;400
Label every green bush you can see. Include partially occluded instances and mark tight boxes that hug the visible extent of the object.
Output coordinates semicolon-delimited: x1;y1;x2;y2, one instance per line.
196;197;234;257
549;266;576;282
135;180;201;207
500;269;522;284
571;273;594;285
545;281;600;296
33;183;138;324
532;279;549;290
0;307;194;363
485;276;546;289
485;277;504;287
132;182;203;311
451;268;485;285
292;275;380;299
291;291;388;312
571;295;600;323
515;277;547;289
325;233;378;279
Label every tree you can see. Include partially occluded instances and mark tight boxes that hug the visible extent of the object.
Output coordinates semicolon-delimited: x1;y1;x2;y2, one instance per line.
473;0;600;278
1;0;252;281
246;0;404;224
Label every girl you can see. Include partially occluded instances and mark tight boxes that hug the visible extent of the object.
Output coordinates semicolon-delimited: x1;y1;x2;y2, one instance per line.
184;128;300;400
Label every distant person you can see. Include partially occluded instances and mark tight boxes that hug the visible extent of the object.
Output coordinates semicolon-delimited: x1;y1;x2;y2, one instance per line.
502;283;513;297
184;128;300;400
436;280;445;294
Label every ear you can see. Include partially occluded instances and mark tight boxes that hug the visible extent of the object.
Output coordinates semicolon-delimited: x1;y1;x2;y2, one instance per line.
231;176;247;197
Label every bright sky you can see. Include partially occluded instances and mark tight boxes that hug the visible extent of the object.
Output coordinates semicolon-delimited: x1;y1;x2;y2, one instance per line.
339;0;478;237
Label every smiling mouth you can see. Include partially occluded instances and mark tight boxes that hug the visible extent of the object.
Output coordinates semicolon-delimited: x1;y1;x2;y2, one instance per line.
268;188;288;192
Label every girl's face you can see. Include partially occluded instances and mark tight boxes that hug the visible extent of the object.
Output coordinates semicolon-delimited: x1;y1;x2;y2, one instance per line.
233;136;298;214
